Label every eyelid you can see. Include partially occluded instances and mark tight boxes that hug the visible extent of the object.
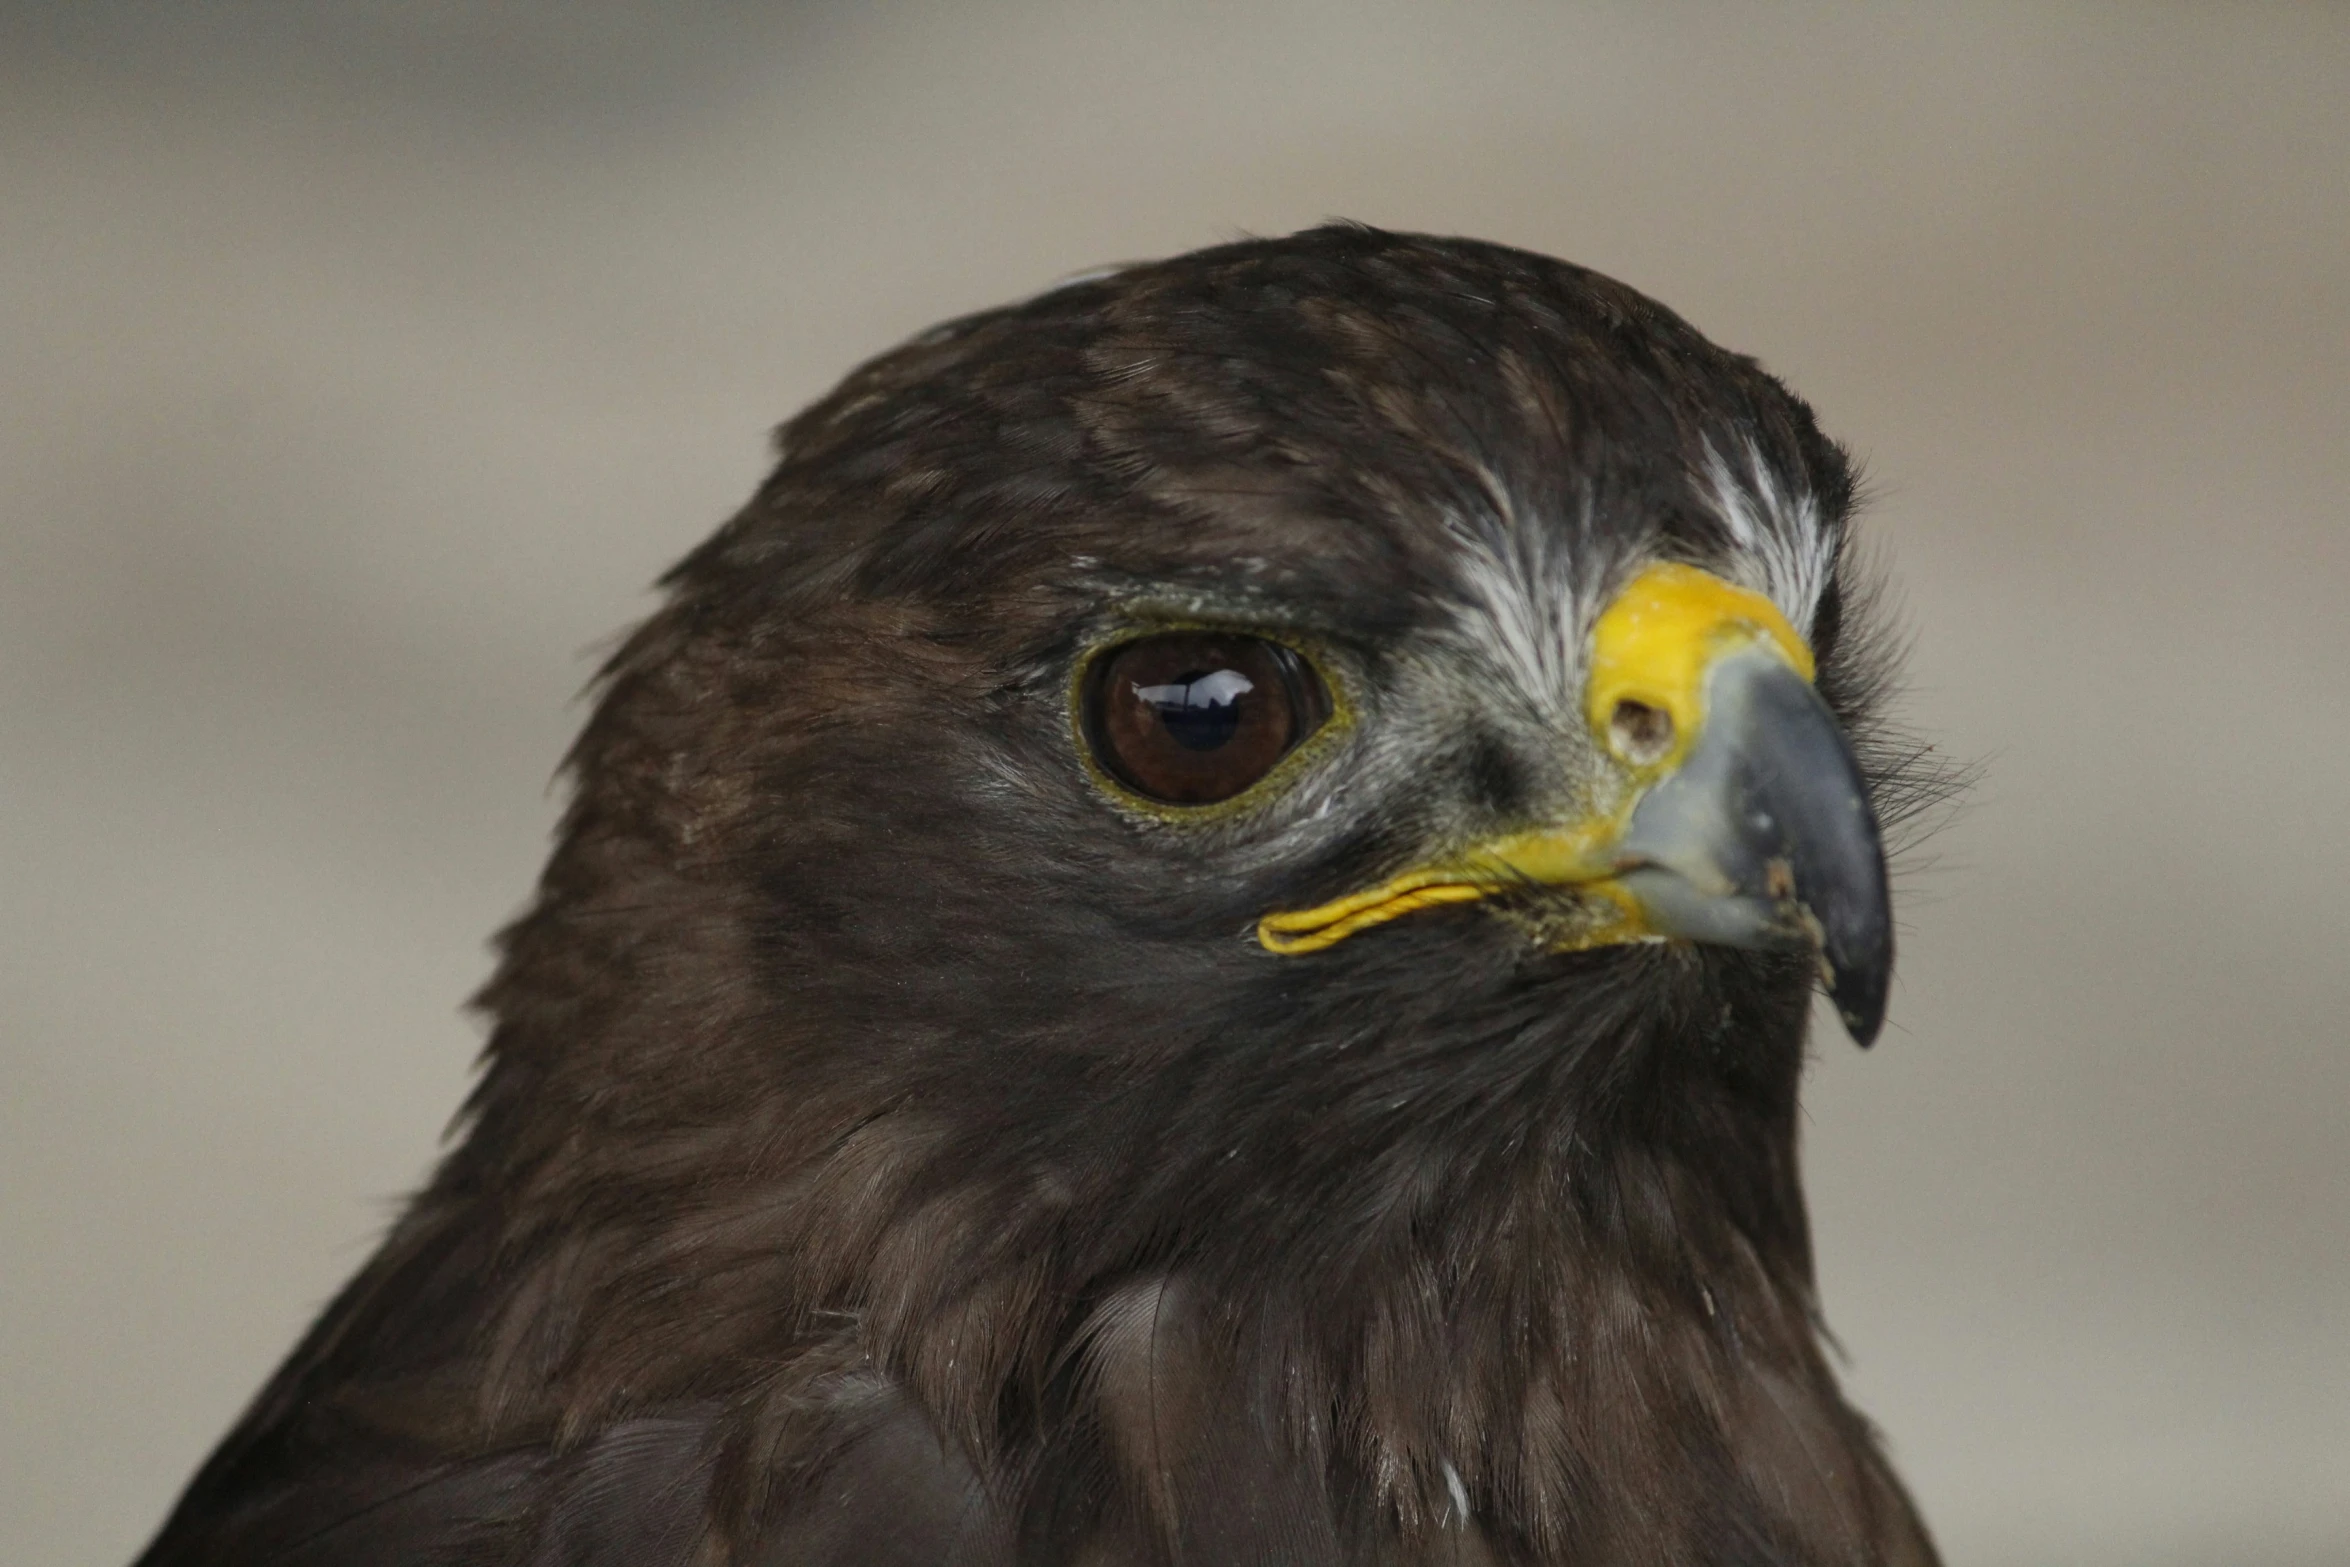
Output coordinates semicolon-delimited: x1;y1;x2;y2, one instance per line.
1086;590;1362;649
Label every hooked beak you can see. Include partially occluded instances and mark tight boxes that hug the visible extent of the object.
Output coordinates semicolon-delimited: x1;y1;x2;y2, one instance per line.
1259;563;1893;1046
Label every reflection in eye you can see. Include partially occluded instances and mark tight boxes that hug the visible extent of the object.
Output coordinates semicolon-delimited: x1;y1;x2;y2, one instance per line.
1134;669;1256;752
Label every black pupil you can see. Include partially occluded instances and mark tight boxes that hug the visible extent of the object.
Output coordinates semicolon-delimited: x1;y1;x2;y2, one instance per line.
1135;668;1253;751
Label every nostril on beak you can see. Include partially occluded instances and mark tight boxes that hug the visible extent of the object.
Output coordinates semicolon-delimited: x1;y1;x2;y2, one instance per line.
1607;699;1675;766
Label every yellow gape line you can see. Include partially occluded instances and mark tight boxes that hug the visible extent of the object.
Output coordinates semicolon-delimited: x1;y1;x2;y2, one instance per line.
1257;879;1492;955
1257;562;1814;956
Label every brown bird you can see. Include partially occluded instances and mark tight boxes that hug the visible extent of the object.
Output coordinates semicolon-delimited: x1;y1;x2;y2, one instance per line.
136;225;1954;1565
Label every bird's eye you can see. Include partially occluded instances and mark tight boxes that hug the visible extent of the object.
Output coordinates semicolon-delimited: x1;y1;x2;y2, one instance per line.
1082;633;1332;806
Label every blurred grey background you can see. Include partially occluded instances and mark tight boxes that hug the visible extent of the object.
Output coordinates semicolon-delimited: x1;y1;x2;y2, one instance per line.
3;4;2344;1564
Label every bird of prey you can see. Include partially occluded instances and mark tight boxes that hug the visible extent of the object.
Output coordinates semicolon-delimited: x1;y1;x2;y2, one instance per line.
136;226;1952;1566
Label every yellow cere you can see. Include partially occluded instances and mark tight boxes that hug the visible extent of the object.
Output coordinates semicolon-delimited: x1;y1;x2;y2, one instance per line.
1257;562;1815;957
1582;562;1813;775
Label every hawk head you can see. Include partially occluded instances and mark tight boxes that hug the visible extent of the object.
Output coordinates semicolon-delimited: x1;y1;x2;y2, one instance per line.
468;223;1940;1550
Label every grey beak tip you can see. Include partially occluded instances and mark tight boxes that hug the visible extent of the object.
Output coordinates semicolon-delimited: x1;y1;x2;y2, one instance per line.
1622;648;1897;1050
1829;948;1889;1048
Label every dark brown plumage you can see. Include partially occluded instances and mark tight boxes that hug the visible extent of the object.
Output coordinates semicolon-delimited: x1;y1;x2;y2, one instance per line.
136;225;1950;1566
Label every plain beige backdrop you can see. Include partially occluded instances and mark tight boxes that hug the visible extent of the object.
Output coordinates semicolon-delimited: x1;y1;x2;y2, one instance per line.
4;4;2345;1564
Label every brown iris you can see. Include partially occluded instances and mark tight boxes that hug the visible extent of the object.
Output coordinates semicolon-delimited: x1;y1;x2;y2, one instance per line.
1082;633;1331;805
